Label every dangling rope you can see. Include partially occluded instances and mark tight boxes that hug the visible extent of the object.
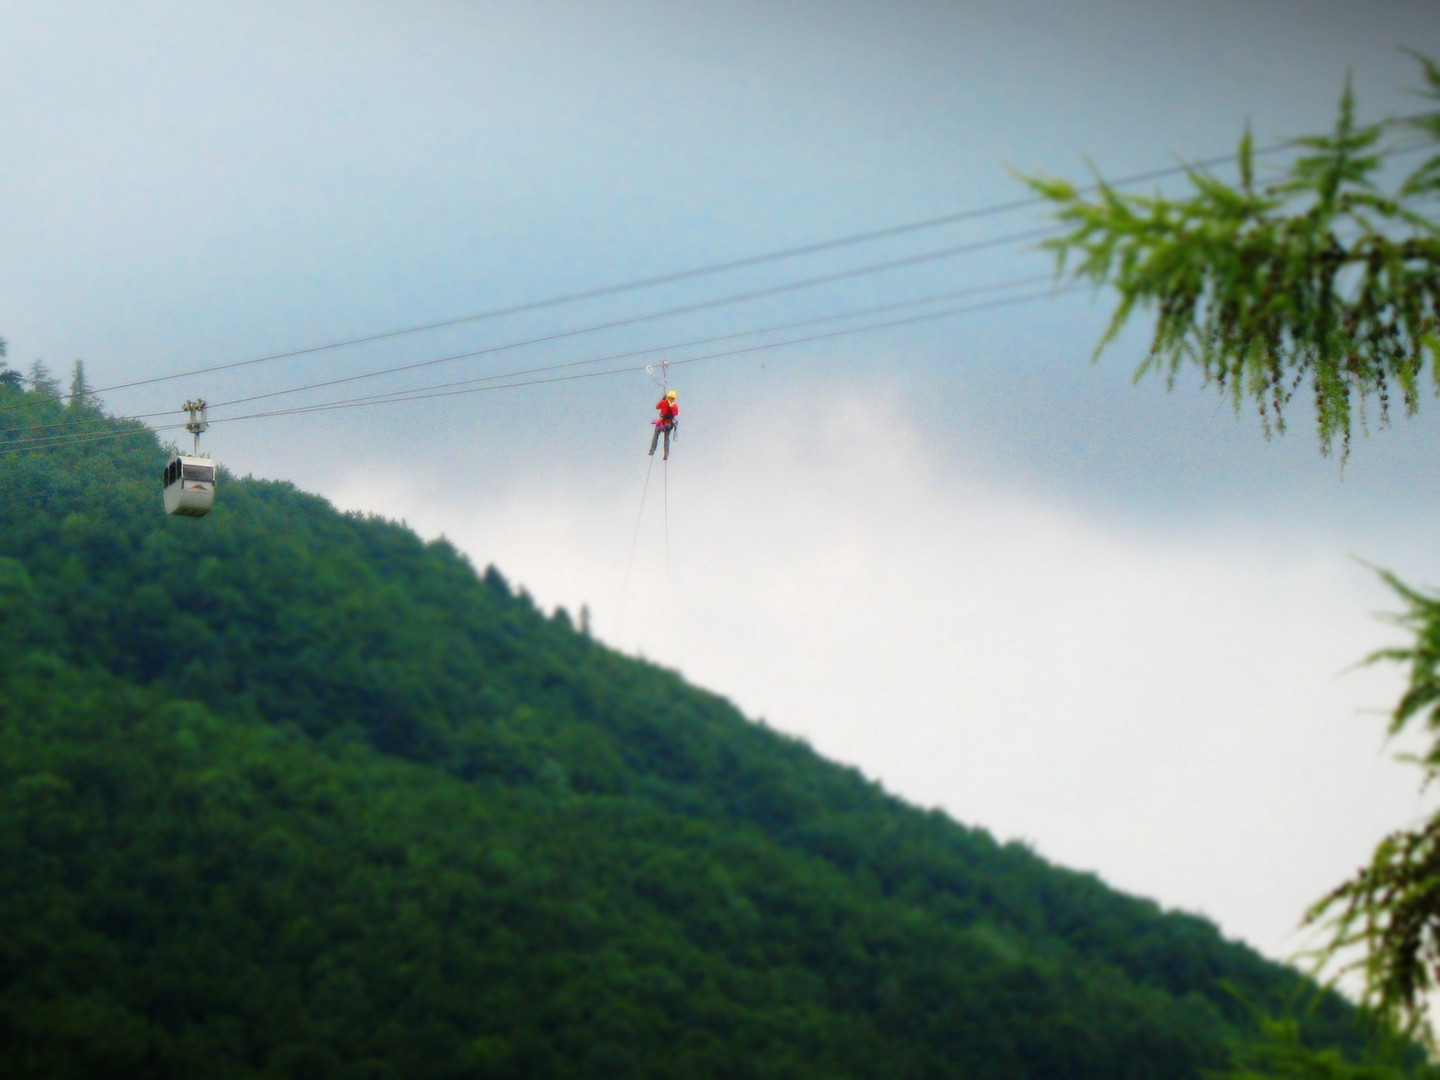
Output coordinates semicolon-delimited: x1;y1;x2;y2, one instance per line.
618;452;657;632
663;455;670;579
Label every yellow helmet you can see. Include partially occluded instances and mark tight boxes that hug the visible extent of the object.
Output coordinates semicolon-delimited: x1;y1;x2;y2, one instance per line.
665;389;677;400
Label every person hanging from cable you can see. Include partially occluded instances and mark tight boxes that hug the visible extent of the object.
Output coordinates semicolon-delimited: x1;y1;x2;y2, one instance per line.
649;388;679;459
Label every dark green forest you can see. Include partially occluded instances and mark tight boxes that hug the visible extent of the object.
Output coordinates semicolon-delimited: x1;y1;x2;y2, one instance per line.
0;372;1415;1078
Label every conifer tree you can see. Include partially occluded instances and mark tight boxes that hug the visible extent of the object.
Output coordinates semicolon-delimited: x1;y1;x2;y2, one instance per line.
67;359;99;412
1026;54;1440;461
1027;55;1440;1063
26;360;60;399
0;337;18;390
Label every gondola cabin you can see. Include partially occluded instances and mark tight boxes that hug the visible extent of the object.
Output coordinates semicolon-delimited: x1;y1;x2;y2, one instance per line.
163;454;216;517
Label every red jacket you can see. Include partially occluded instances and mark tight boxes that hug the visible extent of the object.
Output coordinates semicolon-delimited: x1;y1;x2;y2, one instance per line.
655;398;679;426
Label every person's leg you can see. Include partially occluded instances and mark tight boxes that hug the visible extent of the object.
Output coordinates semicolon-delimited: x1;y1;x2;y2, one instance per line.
649;425;660;455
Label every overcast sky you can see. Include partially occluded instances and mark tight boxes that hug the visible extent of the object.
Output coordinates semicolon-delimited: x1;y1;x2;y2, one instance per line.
4;0;1440;968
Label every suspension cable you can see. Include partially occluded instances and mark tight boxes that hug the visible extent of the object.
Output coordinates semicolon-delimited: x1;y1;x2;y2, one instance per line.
2;129;1336;416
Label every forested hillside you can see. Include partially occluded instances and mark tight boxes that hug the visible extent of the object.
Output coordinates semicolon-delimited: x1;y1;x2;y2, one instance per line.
0;377;1399;1077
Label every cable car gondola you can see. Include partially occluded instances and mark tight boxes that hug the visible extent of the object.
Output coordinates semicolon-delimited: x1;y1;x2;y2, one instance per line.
163;454;216;516
163;399;216;517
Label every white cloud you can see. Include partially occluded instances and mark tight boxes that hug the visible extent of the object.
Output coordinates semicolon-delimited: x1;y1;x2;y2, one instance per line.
330;380;1434;961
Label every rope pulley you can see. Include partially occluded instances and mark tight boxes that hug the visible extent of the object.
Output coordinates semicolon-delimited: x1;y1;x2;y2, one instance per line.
183;399;209;456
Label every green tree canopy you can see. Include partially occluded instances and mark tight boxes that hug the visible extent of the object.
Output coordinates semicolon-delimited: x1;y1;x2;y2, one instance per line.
0;376;1394;1078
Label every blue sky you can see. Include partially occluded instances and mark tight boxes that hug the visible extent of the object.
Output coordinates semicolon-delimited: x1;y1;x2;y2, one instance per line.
3;0;1440;966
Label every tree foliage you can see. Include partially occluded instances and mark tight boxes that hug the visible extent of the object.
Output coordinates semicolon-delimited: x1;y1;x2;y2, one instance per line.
0;366;18;391
0;336;19;391
25;360;60;400
1023;56;1440;1078
67;360;99;413
1222;1010;1427;1080
1302;571;1440;1046
0;384;1395;1078
1026;54;1440;458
